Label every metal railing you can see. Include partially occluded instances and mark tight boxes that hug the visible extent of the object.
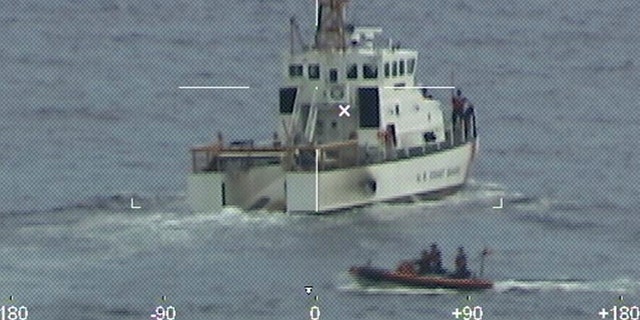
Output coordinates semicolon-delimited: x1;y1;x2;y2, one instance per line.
190;113;476;174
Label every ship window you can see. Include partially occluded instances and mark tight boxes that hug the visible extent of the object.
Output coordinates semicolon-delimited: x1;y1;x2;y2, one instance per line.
363;64;378;79
399;60;405;76
329;68;338;83
279;87;297;113
289;64;303;77
408;58;415;74
392;61;398;77
384;63;390;78
347;64;358;79
308;64;320;79
395;104;400;115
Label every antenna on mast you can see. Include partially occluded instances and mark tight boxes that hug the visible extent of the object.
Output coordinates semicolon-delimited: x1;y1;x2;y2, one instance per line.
315;0;350;50
290;17;308;54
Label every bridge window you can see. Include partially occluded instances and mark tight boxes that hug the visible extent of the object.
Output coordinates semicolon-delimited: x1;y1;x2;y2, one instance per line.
408;58;416;74
363;64;378;79
347;64;358;79
384;63;390;78
399;60;405;76
329;68;338;83
392;61;398;77
289;64;303;77
308;64;320;80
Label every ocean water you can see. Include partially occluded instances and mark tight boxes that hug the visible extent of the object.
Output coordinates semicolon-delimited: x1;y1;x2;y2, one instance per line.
1;0;639;319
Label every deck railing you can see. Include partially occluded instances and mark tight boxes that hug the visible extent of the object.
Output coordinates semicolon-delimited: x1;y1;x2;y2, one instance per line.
190;113;476;173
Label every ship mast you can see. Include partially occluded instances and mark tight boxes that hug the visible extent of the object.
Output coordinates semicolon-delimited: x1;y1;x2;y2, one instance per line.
315;0;349;51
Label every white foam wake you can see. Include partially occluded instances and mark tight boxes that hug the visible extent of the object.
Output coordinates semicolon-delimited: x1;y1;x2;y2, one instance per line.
493;278;640;294
337;284;459;295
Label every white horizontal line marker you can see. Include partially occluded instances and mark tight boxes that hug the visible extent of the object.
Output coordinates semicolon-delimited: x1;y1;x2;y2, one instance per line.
178;86;250;89
383;86;456;89
315;0;319;27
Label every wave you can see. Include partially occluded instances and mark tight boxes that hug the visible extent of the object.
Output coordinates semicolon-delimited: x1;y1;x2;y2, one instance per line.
0;180;538;227
54;193;185;212
494;278;640;294
351;180;548;224
31;105;126;122
104;307;147;317
0;193;305;238
0;192;186;216
506;196;619;230
515;212;600;230
436;181;544;210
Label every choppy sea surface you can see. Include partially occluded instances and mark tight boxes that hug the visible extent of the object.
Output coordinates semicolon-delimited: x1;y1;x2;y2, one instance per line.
1;0;639;319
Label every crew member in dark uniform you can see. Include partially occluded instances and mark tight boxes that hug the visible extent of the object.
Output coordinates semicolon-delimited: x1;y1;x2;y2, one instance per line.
452;246;471;279
462;100;477;138
416;249;432;275
429;243;446;274
451;89;467;127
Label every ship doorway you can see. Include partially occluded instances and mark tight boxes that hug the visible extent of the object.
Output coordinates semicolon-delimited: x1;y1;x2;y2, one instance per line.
386;124;397;146
221;182;226;206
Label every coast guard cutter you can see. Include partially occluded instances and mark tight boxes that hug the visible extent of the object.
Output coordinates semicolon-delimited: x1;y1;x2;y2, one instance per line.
187;0;478;213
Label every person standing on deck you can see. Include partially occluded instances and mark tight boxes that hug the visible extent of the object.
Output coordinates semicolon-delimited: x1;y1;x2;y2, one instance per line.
464;101;476;138
463;100;475;138
451;89;467;127
429;243;446;274
453;246;471;279
416;249;432;275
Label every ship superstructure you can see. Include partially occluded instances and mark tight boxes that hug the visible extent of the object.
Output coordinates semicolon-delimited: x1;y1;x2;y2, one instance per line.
187;0;478;213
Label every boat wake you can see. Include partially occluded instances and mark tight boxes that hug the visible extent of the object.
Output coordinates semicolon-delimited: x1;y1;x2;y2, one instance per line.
337;283;459;295
9;179;527;216
337;275;640;296
493;278;640;294
358;179;538;218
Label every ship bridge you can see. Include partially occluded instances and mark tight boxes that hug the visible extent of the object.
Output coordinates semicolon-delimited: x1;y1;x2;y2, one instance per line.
279;0;427;150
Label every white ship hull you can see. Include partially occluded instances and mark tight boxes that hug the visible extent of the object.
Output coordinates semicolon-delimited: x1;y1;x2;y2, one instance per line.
186;0;482;214
187;140;476;213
